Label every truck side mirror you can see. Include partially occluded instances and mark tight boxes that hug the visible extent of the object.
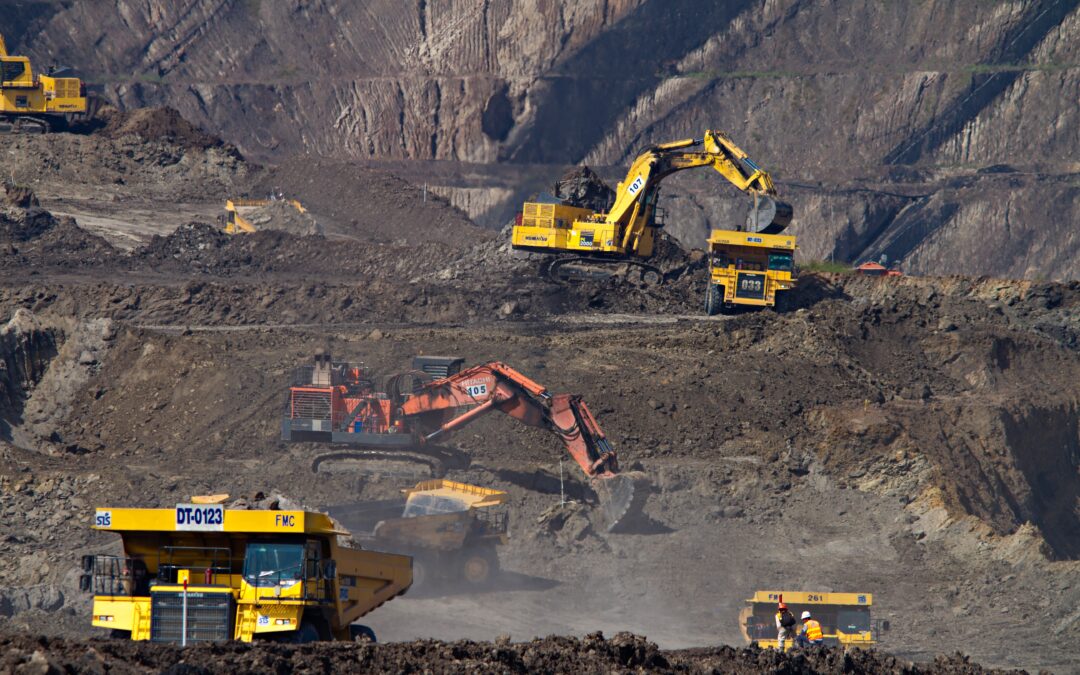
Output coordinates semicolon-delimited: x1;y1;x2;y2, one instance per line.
882;620;890;631
81;555;94;572
79;574;92;592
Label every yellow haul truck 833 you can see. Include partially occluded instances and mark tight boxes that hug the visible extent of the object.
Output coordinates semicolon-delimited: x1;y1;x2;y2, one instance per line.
705;230;797;315
80;500;412;643
740;590;887;650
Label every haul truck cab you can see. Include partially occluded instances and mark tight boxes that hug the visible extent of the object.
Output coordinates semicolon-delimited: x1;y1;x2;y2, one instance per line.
740;590;886;650
705;230;797;315
80;501;412;644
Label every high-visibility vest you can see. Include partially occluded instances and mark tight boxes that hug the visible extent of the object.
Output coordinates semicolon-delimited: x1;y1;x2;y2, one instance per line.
804;618;823;641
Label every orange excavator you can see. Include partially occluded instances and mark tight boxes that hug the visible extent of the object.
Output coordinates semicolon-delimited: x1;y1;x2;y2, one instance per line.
282;353;639;529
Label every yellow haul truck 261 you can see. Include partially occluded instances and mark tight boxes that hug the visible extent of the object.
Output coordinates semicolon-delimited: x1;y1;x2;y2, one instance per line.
80;500;412;643
740;590;888;649
705;230;797;315
0;32;88;134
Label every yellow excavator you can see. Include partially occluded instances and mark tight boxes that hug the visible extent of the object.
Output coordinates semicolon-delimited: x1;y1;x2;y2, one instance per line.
512;130;797;311
0;32;89;133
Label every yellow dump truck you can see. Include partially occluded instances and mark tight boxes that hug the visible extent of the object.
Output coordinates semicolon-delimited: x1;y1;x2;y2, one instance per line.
80;500;411;643
740;590;886;649
330;480;508;588
1;32;88;133
705;230;797;314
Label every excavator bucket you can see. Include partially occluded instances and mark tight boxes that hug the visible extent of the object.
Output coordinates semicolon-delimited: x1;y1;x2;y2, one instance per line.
746;196;794;235
592;473;645;532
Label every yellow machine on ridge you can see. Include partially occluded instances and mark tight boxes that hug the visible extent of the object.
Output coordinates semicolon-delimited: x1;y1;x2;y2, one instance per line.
740;590;887;650
0;32;88;133
223;198;308;234
512;130;796;307
80;499;411;643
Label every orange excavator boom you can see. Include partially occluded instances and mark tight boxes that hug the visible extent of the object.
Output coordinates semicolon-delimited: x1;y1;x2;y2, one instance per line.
284;354;641;529
400;363;619;478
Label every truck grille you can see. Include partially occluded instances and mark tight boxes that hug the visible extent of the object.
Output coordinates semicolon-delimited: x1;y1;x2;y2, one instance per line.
150;591;233;643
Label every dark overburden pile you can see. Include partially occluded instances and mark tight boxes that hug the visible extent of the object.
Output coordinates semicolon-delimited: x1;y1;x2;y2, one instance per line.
0;633;1022;674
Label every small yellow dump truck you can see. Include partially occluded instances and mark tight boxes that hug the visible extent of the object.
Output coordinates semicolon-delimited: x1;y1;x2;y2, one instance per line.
330;480;509;588
80;499;411;643
705;230;797;314
740;590;886;649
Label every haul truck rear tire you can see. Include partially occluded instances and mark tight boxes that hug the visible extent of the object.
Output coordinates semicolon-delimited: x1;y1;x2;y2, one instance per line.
461;545;499;585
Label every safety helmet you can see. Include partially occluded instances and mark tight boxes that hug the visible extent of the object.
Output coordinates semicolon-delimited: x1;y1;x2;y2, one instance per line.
801;611;812;620
778;603;787;610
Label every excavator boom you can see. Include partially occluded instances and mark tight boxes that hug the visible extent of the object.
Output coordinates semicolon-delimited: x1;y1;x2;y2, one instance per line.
401;362;619;478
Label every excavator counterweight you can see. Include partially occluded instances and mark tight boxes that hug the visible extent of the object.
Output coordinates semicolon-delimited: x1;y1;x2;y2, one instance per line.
282;354;641;530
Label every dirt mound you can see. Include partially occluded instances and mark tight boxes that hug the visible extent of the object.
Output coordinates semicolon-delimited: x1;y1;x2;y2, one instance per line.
0;634;1015;674
249;157;487;246
0;208;120;267
98;106;233;153
134;222;458;278
3;183;39;209
554;165;615;212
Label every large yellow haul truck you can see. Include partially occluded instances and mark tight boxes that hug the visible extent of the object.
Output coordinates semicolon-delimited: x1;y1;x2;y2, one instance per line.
80;500;412;643
740;590;887;650
705;230;797;314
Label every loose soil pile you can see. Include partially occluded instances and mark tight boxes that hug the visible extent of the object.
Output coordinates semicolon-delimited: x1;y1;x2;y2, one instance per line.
0;634;1017;674
250;157;485;245
96;106;236;154
554;165;615;212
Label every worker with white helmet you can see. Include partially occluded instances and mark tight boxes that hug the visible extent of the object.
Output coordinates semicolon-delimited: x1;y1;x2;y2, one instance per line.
795;609;824;647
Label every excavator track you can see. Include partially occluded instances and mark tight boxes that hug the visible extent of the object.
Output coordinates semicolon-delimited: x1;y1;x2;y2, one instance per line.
542;257;663;287
0;115;50;135
311;445;473;478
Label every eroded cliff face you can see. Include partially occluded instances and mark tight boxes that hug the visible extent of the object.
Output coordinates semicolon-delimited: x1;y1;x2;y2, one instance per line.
11;0;1080;277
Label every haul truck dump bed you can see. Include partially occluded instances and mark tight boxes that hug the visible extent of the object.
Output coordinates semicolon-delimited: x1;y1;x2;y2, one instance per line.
81;502;411;643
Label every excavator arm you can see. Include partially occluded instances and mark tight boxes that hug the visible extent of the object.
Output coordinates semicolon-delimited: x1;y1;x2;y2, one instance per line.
399;363;619;478
606;129;792;252
398;362;637;529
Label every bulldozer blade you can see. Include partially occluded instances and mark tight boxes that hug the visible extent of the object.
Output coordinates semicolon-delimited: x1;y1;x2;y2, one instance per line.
592;472;646;532
745;196;794;235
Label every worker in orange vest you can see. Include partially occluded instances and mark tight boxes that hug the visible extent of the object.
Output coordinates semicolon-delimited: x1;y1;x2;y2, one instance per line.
795;610;824;647
775;601;796;650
